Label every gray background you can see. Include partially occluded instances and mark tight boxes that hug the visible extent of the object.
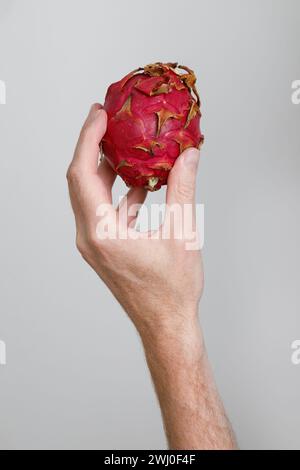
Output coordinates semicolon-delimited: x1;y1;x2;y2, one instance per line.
0;0;299;450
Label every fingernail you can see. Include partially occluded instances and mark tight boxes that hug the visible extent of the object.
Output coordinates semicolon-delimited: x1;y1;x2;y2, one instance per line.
183;149;200;169
87;108;105;127
95;104;104;114
88;103;103;119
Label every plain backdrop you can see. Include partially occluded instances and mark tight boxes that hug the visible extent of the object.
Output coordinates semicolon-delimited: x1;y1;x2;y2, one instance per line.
0;0;299;450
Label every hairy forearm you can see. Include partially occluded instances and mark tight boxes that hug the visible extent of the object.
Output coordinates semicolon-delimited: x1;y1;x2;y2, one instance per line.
140;317;237;450
68;105;235;449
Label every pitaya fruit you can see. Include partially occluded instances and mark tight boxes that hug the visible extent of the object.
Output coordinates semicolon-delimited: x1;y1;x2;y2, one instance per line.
102;62;204;191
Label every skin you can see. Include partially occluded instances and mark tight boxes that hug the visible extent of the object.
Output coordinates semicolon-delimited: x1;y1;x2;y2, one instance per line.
67;103;237;450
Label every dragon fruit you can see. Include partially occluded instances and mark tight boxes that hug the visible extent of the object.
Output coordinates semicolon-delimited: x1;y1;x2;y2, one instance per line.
102;62;204;191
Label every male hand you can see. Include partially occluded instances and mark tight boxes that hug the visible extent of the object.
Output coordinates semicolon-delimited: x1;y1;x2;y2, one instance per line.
67;103;236;450
67;103;203;337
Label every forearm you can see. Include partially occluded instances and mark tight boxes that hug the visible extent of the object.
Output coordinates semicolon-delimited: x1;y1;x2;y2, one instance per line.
68;105;235;449
140;316;237;450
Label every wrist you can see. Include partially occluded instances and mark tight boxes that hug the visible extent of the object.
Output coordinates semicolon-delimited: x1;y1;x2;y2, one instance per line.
134;300;199;335
139;314;205;363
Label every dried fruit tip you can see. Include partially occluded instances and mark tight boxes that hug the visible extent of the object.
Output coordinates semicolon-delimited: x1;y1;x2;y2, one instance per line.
148;177;159;191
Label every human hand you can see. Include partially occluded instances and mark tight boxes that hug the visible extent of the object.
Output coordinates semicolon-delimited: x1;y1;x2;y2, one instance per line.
67;104;237;450
67;103;203;338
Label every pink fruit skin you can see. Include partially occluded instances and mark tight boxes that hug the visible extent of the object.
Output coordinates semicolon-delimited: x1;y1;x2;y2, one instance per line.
102;63;204;191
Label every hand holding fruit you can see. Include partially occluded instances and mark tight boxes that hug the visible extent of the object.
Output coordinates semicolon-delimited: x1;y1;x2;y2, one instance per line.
67;88;236;451
67;103;203;335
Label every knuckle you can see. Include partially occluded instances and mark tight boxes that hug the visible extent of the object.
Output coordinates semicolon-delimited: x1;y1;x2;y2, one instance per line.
66;165;81;185
76;243;86;258
75;229;115;264
176;181;193;201
86;233;100;250
76;235;99;264
85;229;107;252
75;234;88;257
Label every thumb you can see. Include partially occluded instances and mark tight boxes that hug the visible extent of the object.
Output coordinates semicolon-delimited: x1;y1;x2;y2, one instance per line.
166;148;200;206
